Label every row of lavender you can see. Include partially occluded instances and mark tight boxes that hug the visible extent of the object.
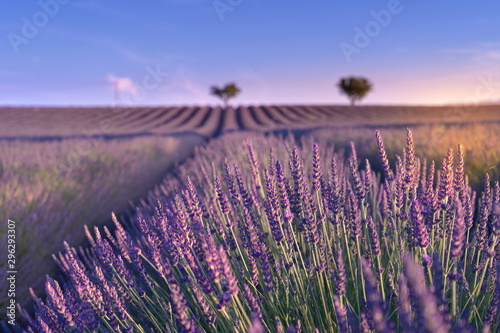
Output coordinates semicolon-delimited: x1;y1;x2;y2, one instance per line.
0;135;203;312
8;129;500;332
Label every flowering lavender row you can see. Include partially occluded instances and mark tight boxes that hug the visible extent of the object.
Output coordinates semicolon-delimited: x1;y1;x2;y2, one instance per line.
0;135;203;312
9;129;500;332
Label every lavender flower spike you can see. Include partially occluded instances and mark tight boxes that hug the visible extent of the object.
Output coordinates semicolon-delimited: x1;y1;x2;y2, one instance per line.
219;246;239;296
245;138;261;189
349;157;365;202
451;199;466;258
367;216;381;256
375;130;394;181
335;246;347;296
215;175;230;215
405;127;415;187
312;143;322;192
411;200;429;249
364;159;371;196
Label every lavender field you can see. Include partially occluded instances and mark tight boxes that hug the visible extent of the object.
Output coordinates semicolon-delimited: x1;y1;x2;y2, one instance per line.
2;105;500;138
5;0;500;330
3;106;500;332
0;134;204;312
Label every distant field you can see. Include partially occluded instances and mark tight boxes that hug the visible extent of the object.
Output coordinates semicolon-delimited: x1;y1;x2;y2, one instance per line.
1;104;499;139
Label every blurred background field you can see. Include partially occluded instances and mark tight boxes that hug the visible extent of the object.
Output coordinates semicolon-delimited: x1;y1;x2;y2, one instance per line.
310;122;500;192
0;133;203;310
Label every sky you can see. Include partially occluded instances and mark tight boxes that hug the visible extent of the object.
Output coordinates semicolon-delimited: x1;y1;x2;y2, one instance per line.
1;0;500;106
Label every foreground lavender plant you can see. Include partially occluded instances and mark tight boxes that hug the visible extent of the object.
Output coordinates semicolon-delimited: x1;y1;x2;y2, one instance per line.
10;129;500;332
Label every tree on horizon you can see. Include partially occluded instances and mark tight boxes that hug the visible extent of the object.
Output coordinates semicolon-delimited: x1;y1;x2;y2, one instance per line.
210;82;241;109
338;76;372;106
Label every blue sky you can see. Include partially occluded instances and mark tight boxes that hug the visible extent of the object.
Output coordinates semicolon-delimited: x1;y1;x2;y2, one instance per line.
1;0;500;106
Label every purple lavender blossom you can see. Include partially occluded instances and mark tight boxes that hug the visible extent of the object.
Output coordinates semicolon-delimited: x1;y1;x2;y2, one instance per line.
335;246;347;296
245;139;261;190
259;243;274;292
366;216;382;257
350;141;358;170
405;128;415;188
347;188;362;240
303;192;320;244
483;288;499;330
247;254;260;287
375;130;394;181
454;144;465;195
129;245;155;291
32;293;64;332
381;187;391;221
363;236;373;268
268;148;276;177
476;191;490;251
348;157;365;202
411;200;429;249
235;165;255;211
404;254;450;333
464;191;474;230
215;175;230;215
359;311;370;333
312;143;322;192
451;199;466;258
44;276;75;328
185;176;203;218
264;169;279;211
242;207;262;258
218;245;239;297
437;149;454;205
330;157;342;217
243;284;262;320
364;159;371;196
170;283;197;332
394;155;405;210
188;277;215;325
423;160;435;207
224;159;240;206
494;181;500;204
484;173;492;204
289;147;305;202
173;193;194;248
275;160;291;211
264;199;284;244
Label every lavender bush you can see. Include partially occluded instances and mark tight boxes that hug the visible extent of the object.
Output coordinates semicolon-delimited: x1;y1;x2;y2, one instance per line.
8;128;500;332
0;134;203;312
